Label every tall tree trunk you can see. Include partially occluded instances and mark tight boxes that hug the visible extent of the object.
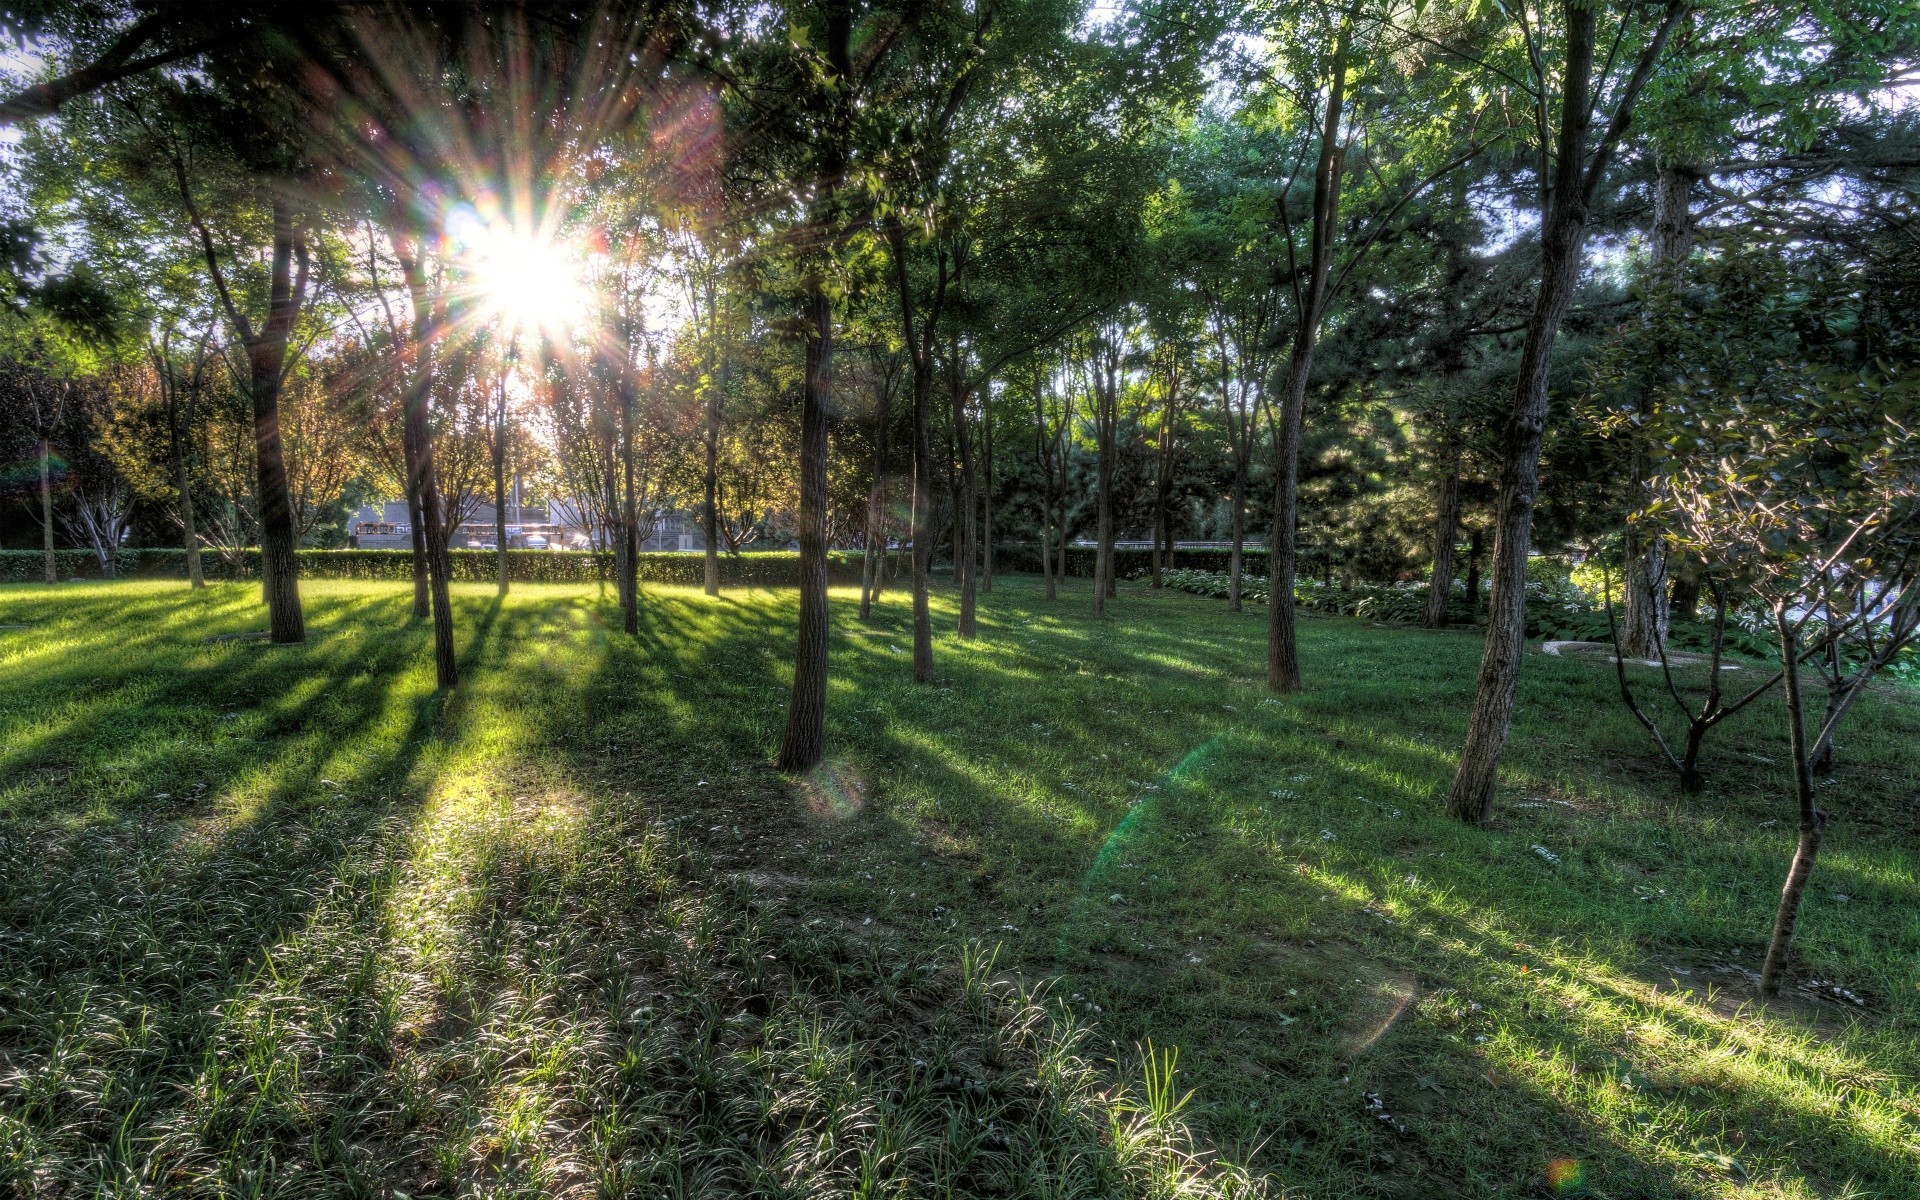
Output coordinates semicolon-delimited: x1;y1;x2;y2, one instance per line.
619;356;638;637
1668;555;1701;619
779;283;832;770
981;397;993;594
493;360;510;598
1465;525;1483;619
39;435;55;584
1619;158;1694;659
1422;460;1461;628
397;237;454;687
1267;33;1346;694
1036;389;1056;600
1760;608;1822;994
1228;445;1247;612
249;200;307;645
703;346;723;596
859;379;890;620
951;363;978;639
1445;0;1685;822
1152;392;1174;587
1092;350;1115;617
168;373;207;589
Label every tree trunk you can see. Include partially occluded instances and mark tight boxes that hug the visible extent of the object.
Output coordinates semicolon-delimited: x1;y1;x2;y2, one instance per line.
859;381;889;620
619;357;638;637
250;200;306;645
40;436;56;584
397;236;454;687
1092;342;1118;616
778;284;832;771
1228;448;1247;612
703;346;722;597
1152;393;1174;587
951;364;978;639
1422;462;1460;628
1668;555;1701;619
1465;525;1483;619
1761;609;1823;995
1619;158;1694;658
1267;31;1346;694
981;396;993;594
1446;7;1607;824
493;363;510;598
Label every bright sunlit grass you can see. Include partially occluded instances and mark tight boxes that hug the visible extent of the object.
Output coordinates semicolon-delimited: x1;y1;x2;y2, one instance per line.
0;576;1915;1196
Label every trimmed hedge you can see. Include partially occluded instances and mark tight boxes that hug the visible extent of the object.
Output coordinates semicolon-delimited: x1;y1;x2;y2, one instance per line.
994;544;1250;577
1;547;892;587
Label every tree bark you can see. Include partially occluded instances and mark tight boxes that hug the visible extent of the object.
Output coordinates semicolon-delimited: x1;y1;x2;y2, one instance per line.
950;356;978;639
1445;0;1685;821
493;359;510;598
1092;339;1117;617
397;237;454;687
778;283;832;770
40;436;57;584
1227;446;1248;612
1465;525;1483;619
1152;384;1175;587
618;349;639;637
1619;159;1694;658
1422;462;1461;628
981;395;993;594
703;340;723;597
859;373;890;620
1761;608;1822;995
1267;31;1347;694
249;200;307;645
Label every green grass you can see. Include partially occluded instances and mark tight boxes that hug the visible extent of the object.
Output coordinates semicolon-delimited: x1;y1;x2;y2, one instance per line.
1;576;1916;1198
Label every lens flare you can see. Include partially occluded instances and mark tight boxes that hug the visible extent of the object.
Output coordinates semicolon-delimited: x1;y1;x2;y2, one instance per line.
1547;1157;1587;1194
445;202;593;340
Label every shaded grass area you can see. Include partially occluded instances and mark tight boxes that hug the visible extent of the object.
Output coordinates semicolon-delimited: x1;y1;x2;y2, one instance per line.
1;577;1916;1197
0;582;1252;1199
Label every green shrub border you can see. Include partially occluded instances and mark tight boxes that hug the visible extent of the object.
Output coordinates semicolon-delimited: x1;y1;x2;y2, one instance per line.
0;548;896;587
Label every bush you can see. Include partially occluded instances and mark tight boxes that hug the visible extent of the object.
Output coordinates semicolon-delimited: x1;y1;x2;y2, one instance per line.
0;547;891;587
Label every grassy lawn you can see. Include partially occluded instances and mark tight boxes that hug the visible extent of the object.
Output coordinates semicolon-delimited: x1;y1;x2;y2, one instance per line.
1;576;1915;1198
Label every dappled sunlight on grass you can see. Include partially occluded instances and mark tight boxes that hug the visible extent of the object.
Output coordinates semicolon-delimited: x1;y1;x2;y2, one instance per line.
1;576;1915;1196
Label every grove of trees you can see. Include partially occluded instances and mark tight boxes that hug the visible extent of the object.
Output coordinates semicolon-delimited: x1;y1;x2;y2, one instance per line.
1;0;1916;996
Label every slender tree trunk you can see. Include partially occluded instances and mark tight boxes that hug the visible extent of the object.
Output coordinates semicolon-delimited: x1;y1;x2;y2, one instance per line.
1761;609;1823;994
1447;19;1596;823
779;283;832;770
1465;525;1483;619
397;238;453;686
1668;555;1701;618
1266;33;1346;694
619;361;638;637
703;348;722;597
1619;160;1693;658
493;363;509;598
1422;462;1461;628
39;435;57;584
981;397;993;594
859;382;889;620
1152;394;1174;587
951;366;978;639
250;201;306;645
1093;346;1116;616
1228;447;1247;612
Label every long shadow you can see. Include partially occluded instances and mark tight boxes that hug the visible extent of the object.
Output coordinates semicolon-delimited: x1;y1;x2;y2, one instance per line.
0;583;477;1186
550;576;1918;1197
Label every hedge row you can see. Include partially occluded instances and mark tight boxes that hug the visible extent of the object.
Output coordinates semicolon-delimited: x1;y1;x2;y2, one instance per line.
1;547;893;586
992;544;1251;577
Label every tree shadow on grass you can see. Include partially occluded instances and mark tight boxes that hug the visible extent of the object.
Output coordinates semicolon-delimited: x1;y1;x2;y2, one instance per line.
545;578;1919;1198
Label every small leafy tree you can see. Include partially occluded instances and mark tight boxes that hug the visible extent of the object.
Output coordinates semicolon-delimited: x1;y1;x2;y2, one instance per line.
1662;361;1919;995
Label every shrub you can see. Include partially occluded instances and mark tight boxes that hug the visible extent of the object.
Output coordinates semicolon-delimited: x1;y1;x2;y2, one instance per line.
0;548;891;587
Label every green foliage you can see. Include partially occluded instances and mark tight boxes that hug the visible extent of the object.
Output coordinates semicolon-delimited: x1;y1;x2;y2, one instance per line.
0;549;889;586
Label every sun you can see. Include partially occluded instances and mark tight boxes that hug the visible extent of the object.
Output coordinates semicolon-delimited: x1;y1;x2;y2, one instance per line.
444;204;593;339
